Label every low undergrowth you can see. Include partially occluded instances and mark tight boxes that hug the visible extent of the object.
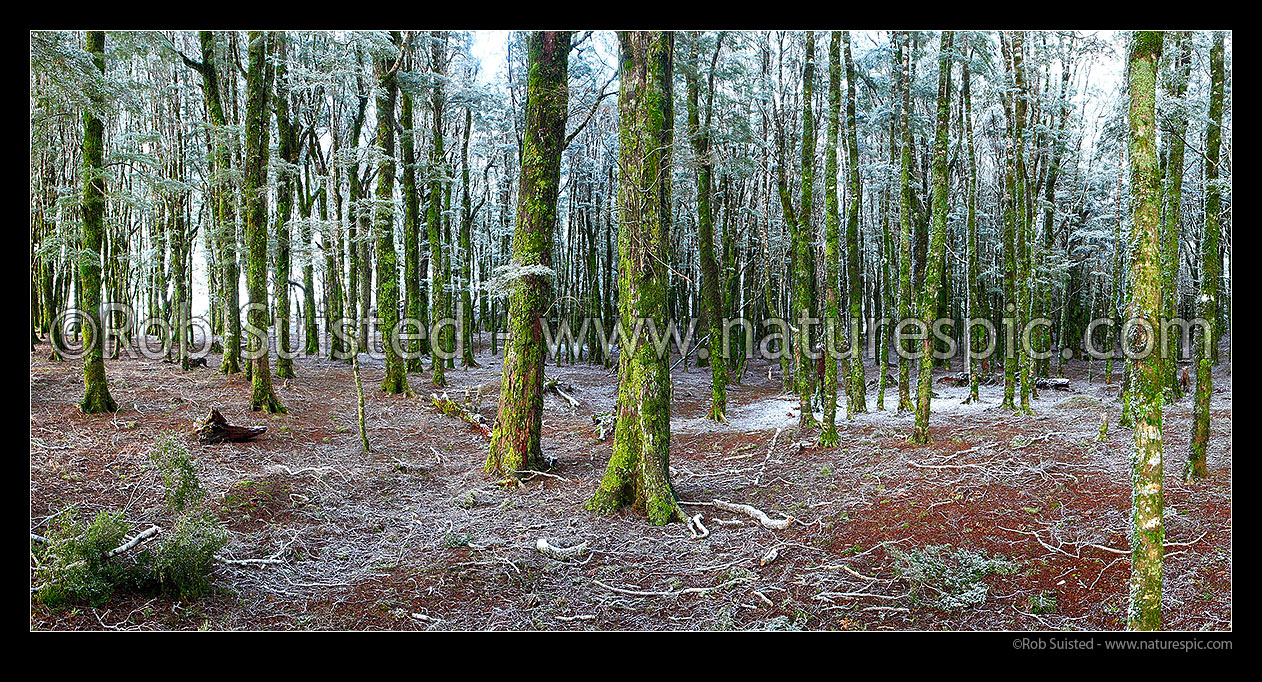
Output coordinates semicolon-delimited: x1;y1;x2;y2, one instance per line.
32;437;227;607
892;544;1020;611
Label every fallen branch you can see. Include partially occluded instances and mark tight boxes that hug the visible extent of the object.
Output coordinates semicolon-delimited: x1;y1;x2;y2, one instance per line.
712;499;793;530
542;375;581;409
106;525;162;558
760;547;780;566
216;556;283;566
536;538;589;561
593;575;754;598
687;513;709;540
818;564;880;581
38;525;163;579
511;468;571;483
430;393;491;438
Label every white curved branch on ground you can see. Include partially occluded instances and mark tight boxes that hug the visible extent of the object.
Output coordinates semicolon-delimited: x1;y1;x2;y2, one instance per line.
536;538;589;561
712;499;793;530
106;525;162;558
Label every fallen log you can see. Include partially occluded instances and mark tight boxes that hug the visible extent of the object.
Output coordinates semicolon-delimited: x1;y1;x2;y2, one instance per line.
938;372;1002;387
543;375;580;409
195;408;266;444
430;393;492;438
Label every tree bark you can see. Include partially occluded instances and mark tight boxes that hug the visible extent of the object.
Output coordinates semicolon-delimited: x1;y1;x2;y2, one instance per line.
1187;32;1224;482
1125;29;1164;632
588;31;682;525
78;30;117;414
244;31;284;413
912;31;953;444
486;31;571;477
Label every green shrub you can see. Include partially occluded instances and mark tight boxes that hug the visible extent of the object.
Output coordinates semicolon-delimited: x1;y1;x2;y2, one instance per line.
1028;591;1058;614
33;507;131;607
150;436;204;514
892;544;1019;611
35;437;229;608
139;511;228;599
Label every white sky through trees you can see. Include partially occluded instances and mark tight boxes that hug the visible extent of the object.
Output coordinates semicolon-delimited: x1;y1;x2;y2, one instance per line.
189;30;1174;320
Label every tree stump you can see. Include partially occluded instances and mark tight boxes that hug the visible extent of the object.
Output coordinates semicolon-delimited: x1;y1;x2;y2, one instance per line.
195;408;266;444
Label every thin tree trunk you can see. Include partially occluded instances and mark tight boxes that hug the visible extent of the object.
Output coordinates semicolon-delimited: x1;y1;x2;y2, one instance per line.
1125;30;1164;632
1187;32;1224;482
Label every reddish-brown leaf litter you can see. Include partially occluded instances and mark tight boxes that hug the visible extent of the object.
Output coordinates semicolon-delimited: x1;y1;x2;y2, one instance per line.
29;335;1231;631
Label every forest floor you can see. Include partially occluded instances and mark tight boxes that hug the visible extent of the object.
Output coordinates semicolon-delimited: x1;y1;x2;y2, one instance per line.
29;334;1232;631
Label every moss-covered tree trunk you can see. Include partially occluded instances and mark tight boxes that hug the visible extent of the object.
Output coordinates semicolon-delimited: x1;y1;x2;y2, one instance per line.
962;41;983;403
274;35;297;380
344;82;369;362
459;106;478;369
588;31;683;525
685;33;728;422
842;31;868;418
998;34;1019;410
896;32;915;413
1161;31;1192;400
190;31;242;375
375;32;407;395
1187;32;1224;482
399;72;425;372
78;30;117;414
819;31;843;446
912;30;953;444
1010;31;1034;415
244;32;284;413
300;175;319;356
792;31;818;431
1125;30;1164;632
428;31;450;387
486;31;571;477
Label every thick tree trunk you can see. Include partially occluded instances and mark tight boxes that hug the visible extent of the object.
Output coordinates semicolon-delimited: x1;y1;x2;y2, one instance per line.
78;30;117;414
912;31;953;444
245;31;284;413
588;31;682;525
486;31;571;477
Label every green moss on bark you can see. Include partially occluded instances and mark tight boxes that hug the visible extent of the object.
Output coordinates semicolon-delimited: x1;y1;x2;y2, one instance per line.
78;31;117;415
